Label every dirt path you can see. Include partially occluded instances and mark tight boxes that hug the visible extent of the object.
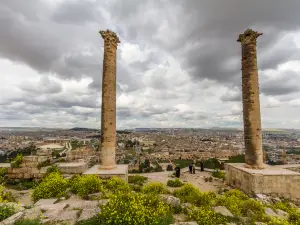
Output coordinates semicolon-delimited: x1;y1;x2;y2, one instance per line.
138;170;224;192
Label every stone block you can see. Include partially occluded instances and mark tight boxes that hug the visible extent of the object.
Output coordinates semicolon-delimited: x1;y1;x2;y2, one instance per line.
225;163;300;202
1;212;24;225
35;198;58;206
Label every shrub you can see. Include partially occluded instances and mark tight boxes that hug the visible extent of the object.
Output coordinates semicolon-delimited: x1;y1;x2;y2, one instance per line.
11;154;23;168
0;167;8;184
212;170;225;180
98;191;173;225
14;219;42;225
70;175;103;198
167;179;183;187
0;204;16;221
272;201;300;224
173;184;201;204
128;175;148;186
105;177;131;193
188;206;227;225
141;182;168;194
0;184;16;202
37;159;51;169
130;184;142;192
32;172;69;202
44;165;61;177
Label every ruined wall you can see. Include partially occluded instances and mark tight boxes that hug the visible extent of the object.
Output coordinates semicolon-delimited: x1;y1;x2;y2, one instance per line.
66;147;95;162
8;156;50;179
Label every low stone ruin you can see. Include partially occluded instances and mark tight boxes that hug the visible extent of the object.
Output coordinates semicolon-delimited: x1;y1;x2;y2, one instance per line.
7;155;50;180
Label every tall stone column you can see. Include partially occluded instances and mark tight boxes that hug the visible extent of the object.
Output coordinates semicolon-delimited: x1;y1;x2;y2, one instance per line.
282;146;287;165
99;29;120;169
238;29;265;169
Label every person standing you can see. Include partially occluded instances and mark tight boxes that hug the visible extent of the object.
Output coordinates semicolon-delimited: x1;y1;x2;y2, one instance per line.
189;164;193;174
175;165;181;178
200;161;204;172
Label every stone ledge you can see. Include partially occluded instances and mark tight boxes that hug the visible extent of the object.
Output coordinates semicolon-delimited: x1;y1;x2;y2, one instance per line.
225;163;300;202
83;164;128;182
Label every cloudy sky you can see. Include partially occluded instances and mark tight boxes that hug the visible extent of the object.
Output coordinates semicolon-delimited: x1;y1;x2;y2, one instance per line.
1;0;300;129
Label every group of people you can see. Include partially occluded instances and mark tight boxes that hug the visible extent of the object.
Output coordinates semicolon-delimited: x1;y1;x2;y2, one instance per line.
174;160;205;178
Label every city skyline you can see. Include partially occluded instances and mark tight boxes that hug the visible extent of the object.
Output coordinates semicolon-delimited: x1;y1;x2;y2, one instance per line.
1;1;300;129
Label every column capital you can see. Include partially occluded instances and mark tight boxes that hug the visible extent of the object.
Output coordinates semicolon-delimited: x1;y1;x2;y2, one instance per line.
99;29;120;47
237;29;263;44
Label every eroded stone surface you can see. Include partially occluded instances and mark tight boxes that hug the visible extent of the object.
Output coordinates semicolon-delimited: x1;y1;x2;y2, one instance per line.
212;206;233;217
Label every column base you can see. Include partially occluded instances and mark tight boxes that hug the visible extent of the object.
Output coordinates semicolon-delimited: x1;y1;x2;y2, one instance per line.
83;164;128;182
99;164;117;170
244;163;266;170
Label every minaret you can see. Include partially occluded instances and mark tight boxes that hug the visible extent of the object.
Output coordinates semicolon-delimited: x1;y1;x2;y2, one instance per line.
238;29;265;169
99;29;120;169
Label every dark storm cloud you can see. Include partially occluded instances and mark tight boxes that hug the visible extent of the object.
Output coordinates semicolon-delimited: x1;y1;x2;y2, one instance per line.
1;0;300;122
20;76;62;94
51;0;98;25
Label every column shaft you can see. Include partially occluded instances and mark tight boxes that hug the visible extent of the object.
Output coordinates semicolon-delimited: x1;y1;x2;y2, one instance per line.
99;30;120;169
238;29;265;169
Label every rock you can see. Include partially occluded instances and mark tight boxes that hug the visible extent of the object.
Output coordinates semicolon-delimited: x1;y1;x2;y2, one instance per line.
1;212;24;225
88;192;102;200
264;208;278;217
40;203;68;211
70;200;99;210
43;209;79;224
271;197;281;204
160;195;181;207
275;209;289;219
289;202;300;212
182;203;193;208
77;208;100;221
256;194;271;204
212;206;233;217
23;206;42;220
35;198;58;206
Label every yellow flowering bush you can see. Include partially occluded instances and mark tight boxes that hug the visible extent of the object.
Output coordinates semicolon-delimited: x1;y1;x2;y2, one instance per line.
271;201;300;224
70;175;104;198
98;191;173;225
141;182;168;194
104;177;132;193
32;172;69;202
173;183;201;203
0;167;8;184
188;206;227;225
128;175;148;186
0;204;16;221
167;179;184;187
0;184;15;203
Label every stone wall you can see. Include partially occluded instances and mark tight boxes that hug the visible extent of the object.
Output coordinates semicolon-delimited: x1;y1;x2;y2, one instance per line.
56;162;88;174
66;147;95;162
225;163;300;202
7;156;50;180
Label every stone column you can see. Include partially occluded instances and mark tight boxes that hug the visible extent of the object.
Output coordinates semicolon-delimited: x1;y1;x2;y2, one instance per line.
282;146;287;165
238;29;265;169
99;29;120;169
